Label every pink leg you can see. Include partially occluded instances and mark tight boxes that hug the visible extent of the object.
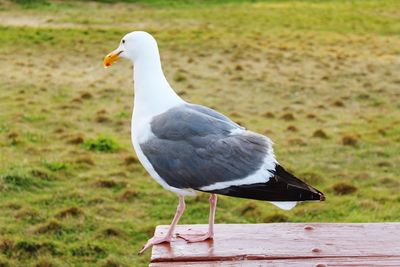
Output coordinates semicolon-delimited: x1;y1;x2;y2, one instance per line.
177;194;217;243
139;195;185;254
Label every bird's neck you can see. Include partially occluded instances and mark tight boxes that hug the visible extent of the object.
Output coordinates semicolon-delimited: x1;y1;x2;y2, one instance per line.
132;57;184;120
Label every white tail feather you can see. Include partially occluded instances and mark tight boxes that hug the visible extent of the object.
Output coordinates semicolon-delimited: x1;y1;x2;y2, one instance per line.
269;201;297;210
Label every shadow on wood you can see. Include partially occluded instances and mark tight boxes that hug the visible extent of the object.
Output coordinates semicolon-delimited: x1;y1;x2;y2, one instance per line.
150;223;400;266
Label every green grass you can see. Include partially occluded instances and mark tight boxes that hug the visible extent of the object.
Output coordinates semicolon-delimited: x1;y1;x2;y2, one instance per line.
0;0;399;266
83;136;120;153
43;161;68;172
1;173;47;192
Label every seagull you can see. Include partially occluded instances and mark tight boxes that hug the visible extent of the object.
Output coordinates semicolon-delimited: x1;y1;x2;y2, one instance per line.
103;31;325;254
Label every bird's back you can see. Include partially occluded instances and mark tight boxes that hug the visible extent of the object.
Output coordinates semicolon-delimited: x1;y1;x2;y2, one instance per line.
135;103;324;204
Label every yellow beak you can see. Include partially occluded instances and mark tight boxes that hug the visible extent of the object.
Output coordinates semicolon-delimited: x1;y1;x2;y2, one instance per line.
103;49;122;68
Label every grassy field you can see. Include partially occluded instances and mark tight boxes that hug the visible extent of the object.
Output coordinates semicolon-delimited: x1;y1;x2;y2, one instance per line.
0;0;399;266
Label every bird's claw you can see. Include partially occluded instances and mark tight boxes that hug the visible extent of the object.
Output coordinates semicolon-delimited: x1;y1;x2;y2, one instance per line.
177;232;213;243
138;235;172;254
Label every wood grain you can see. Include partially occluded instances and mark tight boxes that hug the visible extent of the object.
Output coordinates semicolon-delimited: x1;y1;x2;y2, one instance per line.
150;256;400;267
150;223;400;266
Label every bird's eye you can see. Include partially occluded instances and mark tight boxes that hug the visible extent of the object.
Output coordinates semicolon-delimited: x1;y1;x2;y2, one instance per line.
122;40;125;44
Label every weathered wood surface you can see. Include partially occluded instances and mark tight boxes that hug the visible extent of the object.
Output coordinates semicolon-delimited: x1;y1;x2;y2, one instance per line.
150;223;400;266
150;257;400;266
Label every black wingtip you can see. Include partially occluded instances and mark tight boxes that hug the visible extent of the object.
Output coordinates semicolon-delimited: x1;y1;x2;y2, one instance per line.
319;193;326;201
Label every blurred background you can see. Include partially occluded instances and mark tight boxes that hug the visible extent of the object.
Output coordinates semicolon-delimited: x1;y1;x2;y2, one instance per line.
0;0;399;266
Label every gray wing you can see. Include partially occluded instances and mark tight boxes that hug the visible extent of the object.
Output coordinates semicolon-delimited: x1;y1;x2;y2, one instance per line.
186;104;243;129
140;104;272;190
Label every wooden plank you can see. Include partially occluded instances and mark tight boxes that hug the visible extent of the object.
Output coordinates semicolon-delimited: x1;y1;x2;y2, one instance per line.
150;256;400;267
151;223;400;263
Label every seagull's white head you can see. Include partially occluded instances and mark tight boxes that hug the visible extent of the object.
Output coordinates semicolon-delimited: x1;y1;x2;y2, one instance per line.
103;31;159;68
